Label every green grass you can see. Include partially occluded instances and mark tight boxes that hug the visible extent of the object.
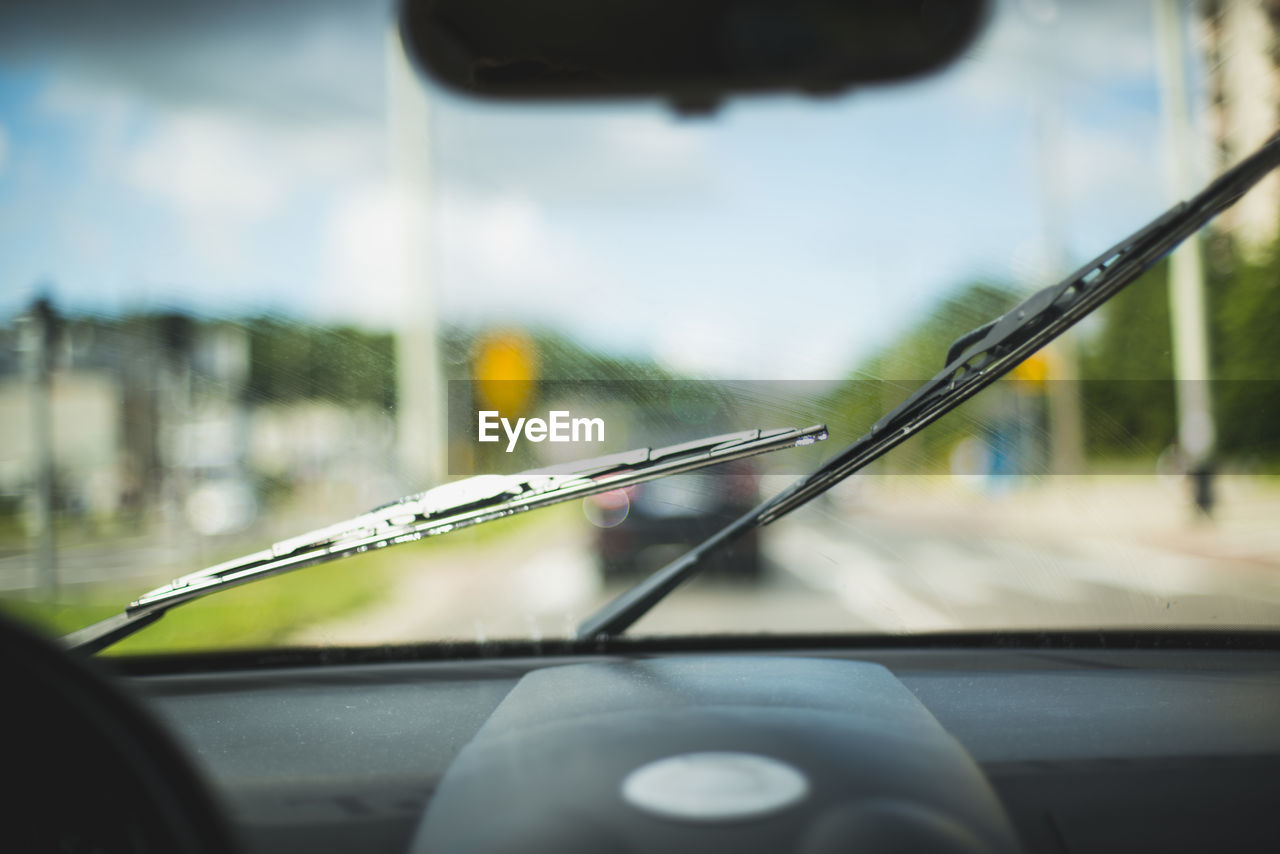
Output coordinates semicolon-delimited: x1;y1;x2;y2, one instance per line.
0;500;580;655
0;550;393;654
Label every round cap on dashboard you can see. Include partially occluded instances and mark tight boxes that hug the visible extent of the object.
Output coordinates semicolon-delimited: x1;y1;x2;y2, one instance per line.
621;751;809;822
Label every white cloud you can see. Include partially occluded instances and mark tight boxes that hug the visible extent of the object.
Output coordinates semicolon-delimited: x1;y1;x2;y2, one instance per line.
956;0;1157;109
430;104;720;206
1059;120;1164;207
595;114;706;166
317;183;426;326
25;41;389;303
434;190;603;322
119;108;380;276
0;0;1186;376
128;113;290;223
0;0;392;125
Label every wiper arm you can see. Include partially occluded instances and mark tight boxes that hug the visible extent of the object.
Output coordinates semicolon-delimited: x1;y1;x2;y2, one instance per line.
578;130;1280;640
64;425;827;654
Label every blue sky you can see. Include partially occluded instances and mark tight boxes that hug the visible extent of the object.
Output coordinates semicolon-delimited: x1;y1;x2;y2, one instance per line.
0;0;1211;379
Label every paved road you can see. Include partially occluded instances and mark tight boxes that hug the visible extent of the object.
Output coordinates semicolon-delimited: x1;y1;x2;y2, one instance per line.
0;536;191;593
291;502;1280;645
767;510;1280;631
7;480;1278;642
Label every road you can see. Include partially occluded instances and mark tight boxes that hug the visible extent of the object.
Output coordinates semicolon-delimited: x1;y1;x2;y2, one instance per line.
0;535;191;593
291;486;1280;645
6;478;1279;643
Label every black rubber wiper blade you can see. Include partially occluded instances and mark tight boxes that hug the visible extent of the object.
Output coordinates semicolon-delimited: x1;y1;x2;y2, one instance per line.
62;424;826;654
577;130;1280;641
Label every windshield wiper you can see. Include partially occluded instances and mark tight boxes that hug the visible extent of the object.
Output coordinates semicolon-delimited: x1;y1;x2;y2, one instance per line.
578;130;1280;640
64;425;827;654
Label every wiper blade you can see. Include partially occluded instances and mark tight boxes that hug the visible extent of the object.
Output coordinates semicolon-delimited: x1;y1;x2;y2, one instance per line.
578;130;1280;640
62;425;826;654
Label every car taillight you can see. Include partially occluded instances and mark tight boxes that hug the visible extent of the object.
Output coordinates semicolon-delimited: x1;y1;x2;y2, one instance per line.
723;473;758;502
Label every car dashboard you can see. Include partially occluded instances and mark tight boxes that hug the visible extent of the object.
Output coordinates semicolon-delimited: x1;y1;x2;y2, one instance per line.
105;636;1280;854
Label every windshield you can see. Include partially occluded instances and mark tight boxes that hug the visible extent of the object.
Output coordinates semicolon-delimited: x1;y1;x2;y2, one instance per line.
2;0;1278;654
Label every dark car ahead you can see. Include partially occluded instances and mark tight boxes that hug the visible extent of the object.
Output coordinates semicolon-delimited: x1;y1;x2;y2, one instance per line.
587;459;762;580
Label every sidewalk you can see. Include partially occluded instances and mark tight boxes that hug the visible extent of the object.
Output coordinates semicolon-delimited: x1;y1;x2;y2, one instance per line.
821;474;1280;571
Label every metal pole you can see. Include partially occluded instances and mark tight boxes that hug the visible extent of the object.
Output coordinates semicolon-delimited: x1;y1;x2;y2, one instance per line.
1034;104;1085;478
24;297;57;595
388;24;445;487
1154;0;1216;515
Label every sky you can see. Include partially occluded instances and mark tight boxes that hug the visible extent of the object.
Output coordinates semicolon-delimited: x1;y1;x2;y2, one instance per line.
0;0;1215;380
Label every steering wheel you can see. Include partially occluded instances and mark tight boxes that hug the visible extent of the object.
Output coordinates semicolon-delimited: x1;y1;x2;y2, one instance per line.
0;612;238;853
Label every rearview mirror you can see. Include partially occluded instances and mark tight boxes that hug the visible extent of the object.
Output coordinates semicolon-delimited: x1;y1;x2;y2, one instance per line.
399;0;988;110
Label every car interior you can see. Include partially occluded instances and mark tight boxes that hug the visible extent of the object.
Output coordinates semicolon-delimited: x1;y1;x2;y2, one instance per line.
3;1;1278;853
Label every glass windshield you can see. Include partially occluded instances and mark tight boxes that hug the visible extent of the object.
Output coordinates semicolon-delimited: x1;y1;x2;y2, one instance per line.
2;0;1278;653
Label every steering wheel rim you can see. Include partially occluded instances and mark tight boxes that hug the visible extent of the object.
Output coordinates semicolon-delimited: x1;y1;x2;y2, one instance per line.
0;611;238;853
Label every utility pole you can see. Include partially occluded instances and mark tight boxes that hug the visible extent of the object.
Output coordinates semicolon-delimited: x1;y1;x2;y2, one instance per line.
1034;104;1085;478
22;296;58;595
1154;0;1216;516
388;23;445;487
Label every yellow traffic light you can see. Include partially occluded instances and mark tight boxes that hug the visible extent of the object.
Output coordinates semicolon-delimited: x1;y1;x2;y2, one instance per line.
1010;350;1049;386
473;330;538;414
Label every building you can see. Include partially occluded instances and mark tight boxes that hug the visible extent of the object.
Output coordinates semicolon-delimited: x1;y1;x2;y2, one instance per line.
1202;0;1280;255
